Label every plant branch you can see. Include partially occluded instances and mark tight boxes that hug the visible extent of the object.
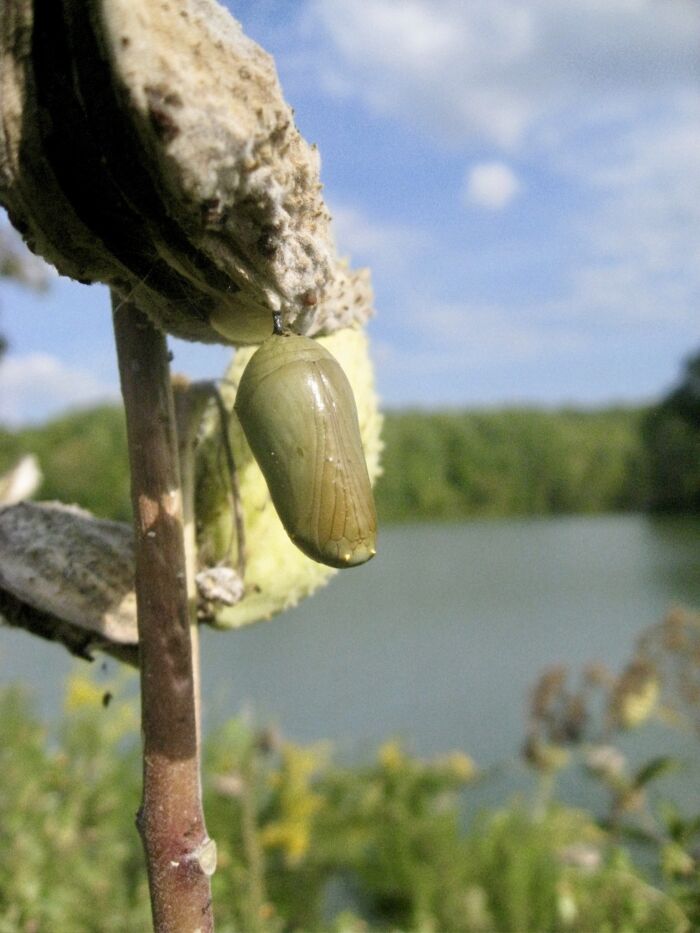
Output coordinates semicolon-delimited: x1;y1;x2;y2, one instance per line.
173;377;214;755
112;292;215;932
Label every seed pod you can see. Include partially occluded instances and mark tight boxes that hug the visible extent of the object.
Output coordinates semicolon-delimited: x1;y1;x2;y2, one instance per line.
234;333;377;568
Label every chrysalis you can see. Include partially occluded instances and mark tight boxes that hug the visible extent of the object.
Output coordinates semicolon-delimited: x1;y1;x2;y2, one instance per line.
234;331;377;568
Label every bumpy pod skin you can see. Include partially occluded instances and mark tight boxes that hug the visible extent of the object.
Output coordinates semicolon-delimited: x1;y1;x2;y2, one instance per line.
234;333;377;568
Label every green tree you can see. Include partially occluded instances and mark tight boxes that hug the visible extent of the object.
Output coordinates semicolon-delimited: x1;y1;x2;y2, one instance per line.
644;350;700;512
664;350;700;429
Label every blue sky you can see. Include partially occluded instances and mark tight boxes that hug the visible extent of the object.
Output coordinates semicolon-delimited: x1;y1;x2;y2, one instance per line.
1;0;700;425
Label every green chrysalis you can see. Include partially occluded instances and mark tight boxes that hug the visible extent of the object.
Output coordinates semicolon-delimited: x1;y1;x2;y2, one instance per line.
234;332;377;568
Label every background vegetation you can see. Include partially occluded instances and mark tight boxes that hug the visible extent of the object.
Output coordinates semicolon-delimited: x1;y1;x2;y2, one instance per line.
0;406;132;521
0;404;649;524
2;608;700;932
0;339;697;929
642;350;700;514
378;406;650;521
1;347;697;524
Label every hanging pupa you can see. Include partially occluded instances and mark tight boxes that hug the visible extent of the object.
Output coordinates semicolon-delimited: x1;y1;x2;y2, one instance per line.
234;331;377;569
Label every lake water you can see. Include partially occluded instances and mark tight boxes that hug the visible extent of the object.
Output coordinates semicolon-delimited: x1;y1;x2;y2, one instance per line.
2;514;699;775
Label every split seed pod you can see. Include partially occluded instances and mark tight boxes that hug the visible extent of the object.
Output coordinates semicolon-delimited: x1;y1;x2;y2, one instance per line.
234;333;377;568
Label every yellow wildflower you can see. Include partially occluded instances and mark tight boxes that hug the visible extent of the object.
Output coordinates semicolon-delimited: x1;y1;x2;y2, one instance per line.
378;739;404;772
440;751;477;783
64;673;104;712
261;821;310;865
610;661;659;729
261;742;325;866
522;735;570;773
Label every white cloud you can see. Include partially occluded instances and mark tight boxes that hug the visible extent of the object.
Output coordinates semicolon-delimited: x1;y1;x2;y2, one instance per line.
558;117;700;327
464;162;520;210
308;0;700;148
330;202;428;270
389;302;586;375
304;0;700;336
371;302;595;407
0;353;119;426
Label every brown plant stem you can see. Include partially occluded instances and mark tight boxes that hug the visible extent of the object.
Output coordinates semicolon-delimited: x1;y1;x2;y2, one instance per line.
240;753;267;933
211;387;247;580
173;377;213;753
112;293;215;932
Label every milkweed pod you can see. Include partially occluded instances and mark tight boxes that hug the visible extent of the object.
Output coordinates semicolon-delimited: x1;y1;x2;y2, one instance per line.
234;333;377;568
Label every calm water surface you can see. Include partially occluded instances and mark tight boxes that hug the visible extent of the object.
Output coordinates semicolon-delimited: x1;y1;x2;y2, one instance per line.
2;514;699;768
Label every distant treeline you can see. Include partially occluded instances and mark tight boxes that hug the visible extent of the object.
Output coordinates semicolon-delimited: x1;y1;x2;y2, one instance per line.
0;406;132;522
377;407;651;522
1;373;698;523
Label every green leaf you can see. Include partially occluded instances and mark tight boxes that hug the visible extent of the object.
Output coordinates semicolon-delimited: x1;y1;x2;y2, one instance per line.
603;823;659;847
633;756;680;789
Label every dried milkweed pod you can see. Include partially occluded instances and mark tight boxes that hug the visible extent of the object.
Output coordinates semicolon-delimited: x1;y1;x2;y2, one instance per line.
1;0;384;633
0;0;372;343
0;501;138;664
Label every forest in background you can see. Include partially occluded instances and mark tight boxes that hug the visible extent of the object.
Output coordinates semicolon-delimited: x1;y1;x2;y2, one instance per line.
1;349;698;524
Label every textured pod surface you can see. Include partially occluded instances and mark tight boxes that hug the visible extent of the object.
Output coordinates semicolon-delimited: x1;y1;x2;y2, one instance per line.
0;501;138;663
235;333;377;568
0;0;374;344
